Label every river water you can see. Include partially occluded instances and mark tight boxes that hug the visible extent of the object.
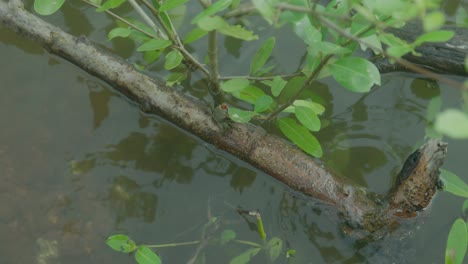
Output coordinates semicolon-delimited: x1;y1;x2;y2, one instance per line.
0;1;467;263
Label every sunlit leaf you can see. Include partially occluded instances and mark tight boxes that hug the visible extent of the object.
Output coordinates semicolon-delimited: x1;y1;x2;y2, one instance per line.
293;16;322;46
96;0;126;12
445;218;468;264
267;237;282;261
106;235;137;253
164;50;184;70
220;229;236;244
137;39;172;52
423;11;445;32
184;28;208;44
254;95;273;113
135;246;161;264
462;200;468;219
295;106;320;131
166;72;187;86
228;108;255;123
277;117;323;157
191;0;232;24
250;37;275;75
159;0;188;11
197;16;258;41
221;79;250;93
261;76;287;97
440;169;468;198
286;249;296;258
414;30;454;46
108;27;132;40
293;100;325;115
252;0;276;24
229;247;261;264
34;0;65;15
435;109;468;139
329;57;380;93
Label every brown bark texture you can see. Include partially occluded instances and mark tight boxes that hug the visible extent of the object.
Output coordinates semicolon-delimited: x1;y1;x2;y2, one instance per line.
0;0;452;235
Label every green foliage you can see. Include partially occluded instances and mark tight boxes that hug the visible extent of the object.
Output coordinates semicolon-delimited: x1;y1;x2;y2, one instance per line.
34;0;65;16
277;117;322;157
446;218;468;264
440;169;468;198
106;235;162;264
329;57;381;93
435;110;468;139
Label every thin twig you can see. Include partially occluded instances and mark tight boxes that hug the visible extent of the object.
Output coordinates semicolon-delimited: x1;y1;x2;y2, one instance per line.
127;0;167;39
219;72;302;81
81;0;158;38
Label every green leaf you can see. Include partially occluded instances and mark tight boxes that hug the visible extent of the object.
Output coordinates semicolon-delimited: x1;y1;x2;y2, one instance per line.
293;100;325;115
106;235;137;253
221;79;250;93
229;247;261;264
440;169;468;198
329;57;380;93
184;28;208;44
34;0;65;15
286;249;296;258
108;27;132;40
277;117;323;157
232;85;265;104
191;0;232;24
89;0;102;5
137;39;172;52
135;246;161;264
252;0;276;24
166;72;187;86
159;0;188;11
295;106;321;131
261;76;287;97
250;37;275;75
143;50;162;64
293;16;322;46
197;16;258;41
220;229;236;245
254;95;273;113
446;218;468;264
267;237;282;261
96;0;126;12
228;108;255;123
435;109;468;139
307;41;351;57
423;11;445;32
164;50;184;70
414;30;454;46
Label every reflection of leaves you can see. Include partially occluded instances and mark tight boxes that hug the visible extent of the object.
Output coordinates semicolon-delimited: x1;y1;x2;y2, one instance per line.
86;81;112;130
230;167;256;192
109;175;158;223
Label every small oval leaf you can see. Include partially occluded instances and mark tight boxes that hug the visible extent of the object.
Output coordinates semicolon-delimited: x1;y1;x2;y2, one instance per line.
440;169;468;198
135;246;161;264
295;106;321;131
164;50;184;70
435;109;468;139
221;229;236;244
106;235;137;253
228;108;255;123
250;37;275;75
229;247;261;264
254;95;273;113
329;57;381;93
221;79;250;93
267;237;282;261
445;218;468;264
108;27;132;40
137;39;172;52
34;0;65;15
277;117;322;157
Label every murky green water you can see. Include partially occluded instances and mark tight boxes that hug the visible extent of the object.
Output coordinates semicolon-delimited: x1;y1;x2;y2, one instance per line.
1;1;467;263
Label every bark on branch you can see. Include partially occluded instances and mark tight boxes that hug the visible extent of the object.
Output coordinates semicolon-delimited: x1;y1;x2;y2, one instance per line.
0;0;450;236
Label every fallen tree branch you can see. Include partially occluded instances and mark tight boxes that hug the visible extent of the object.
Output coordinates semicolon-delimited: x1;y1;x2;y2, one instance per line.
0;0;448;236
